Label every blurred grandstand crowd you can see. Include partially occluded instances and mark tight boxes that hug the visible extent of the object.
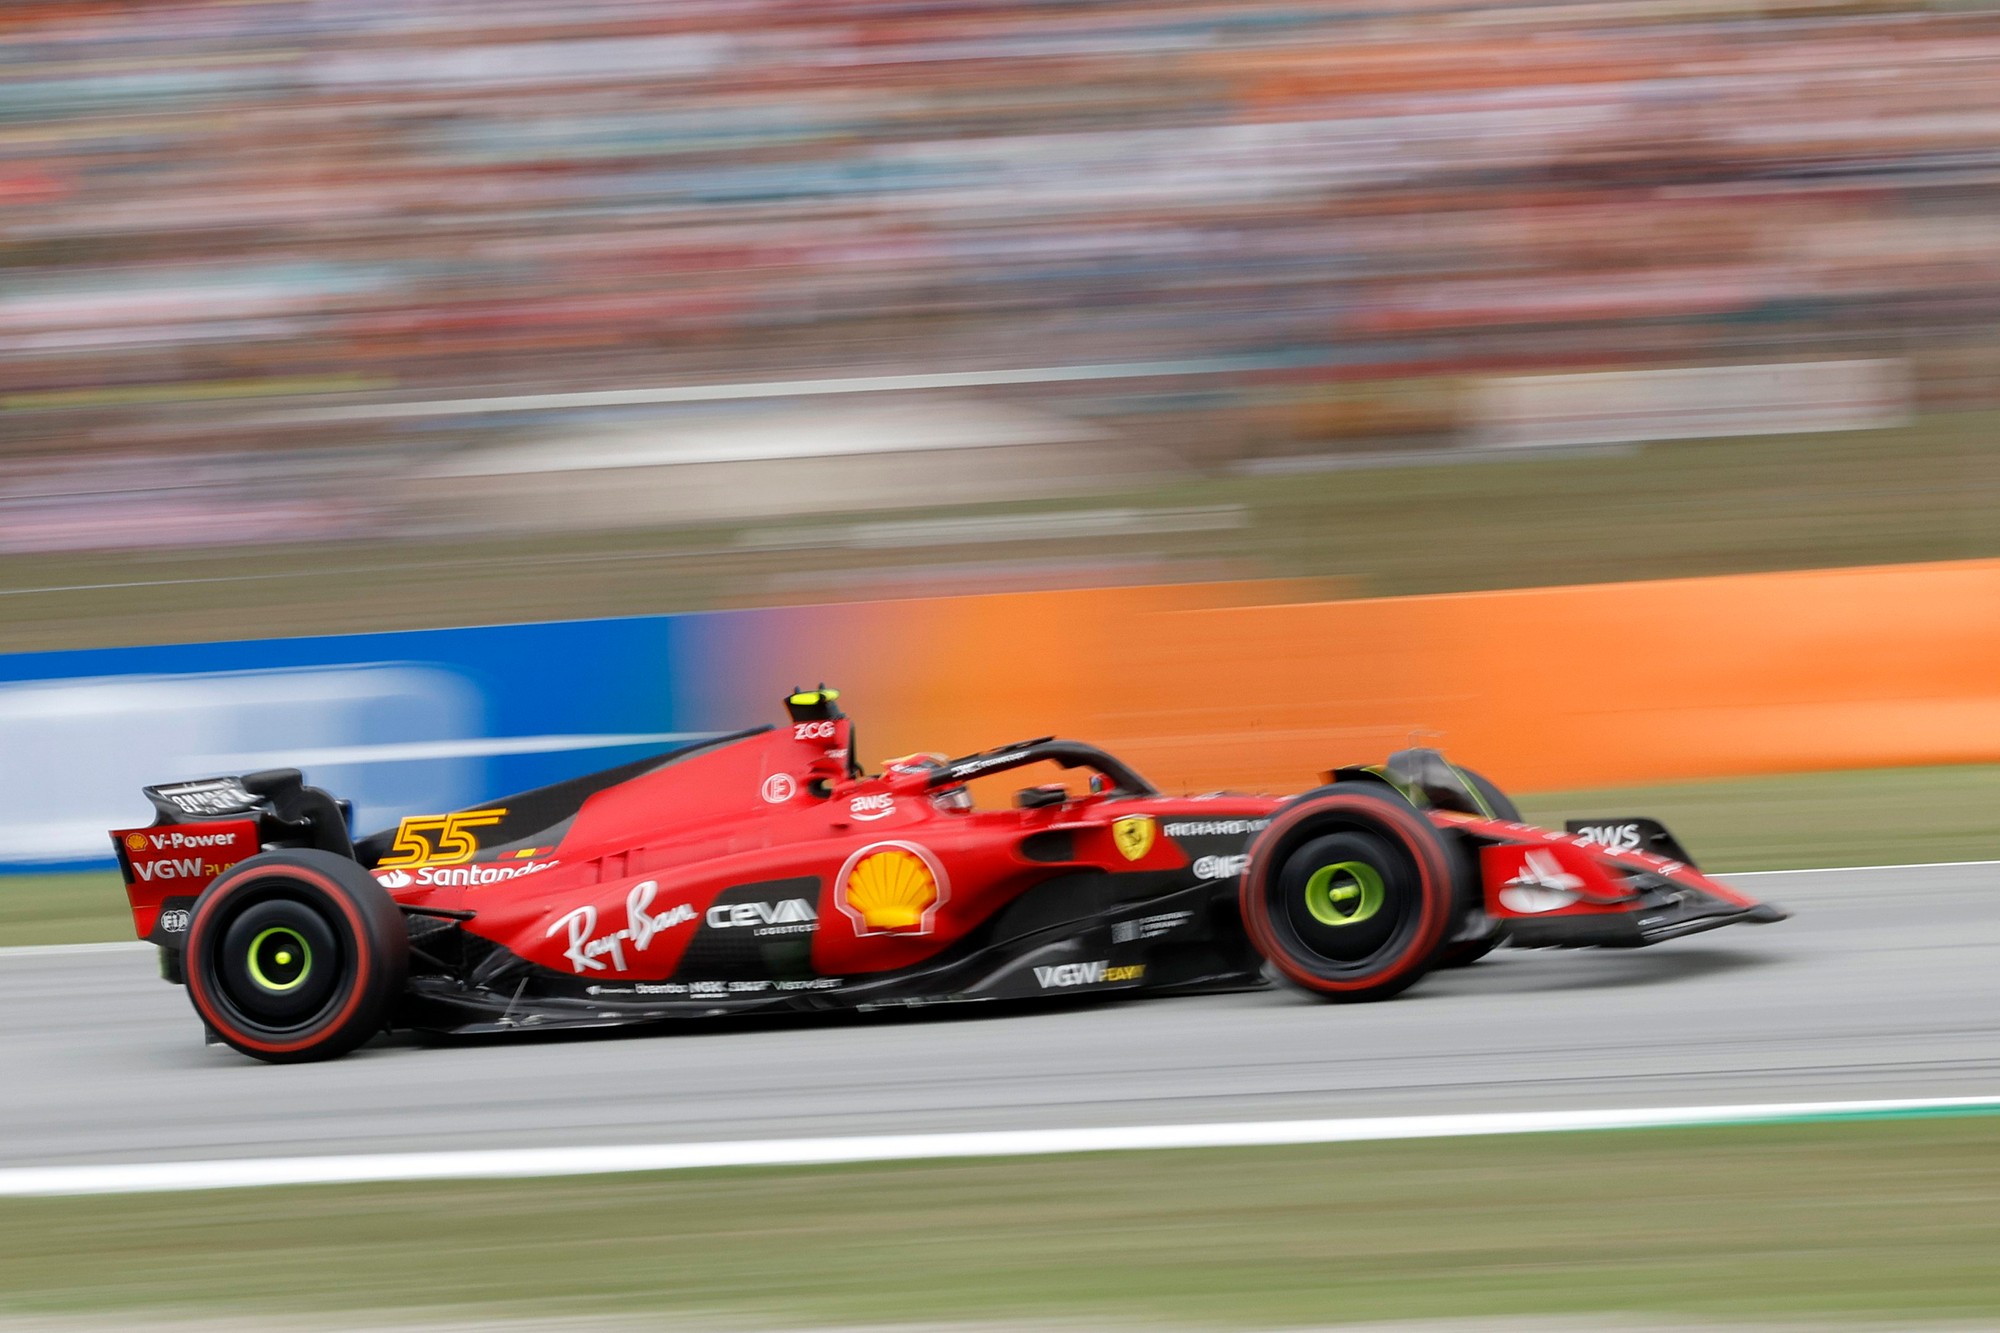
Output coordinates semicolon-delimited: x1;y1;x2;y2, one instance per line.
5;0;2000;550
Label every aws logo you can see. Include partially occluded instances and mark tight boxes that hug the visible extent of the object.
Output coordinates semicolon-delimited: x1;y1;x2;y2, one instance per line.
836;841;948;936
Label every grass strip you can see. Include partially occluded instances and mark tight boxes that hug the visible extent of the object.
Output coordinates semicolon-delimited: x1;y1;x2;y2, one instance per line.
1;1117;1998;1323
0;872;129;948
1517;762;2000;872
7;411;2000;652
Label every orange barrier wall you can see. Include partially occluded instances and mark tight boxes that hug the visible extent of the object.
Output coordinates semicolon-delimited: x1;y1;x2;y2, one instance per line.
746;560;2000;794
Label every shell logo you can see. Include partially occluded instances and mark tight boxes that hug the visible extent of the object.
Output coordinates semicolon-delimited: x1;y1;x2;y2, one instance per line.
837;841;948;936
124;832;149;852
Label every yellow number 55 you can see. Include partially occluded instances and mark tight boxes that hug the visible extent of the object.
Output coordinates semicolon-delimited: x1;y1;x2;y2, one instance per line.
379;808;507;868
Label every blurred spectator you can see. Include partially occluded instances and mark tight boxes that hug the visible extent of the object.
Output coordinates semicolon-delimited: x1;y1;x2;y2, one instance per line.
4;0;2000;546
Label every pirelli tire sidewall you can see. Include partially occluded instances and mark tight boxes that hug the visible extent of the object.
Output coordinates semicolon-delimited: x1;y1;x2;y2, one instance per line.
1431;764;1517;968
184;849;408;1063
1240;787;1454;1001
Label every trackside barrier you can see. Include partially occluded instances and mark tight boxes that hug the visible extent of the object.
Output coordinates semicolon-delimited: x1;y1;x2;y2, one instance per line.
822;558;2000;797
6;560;1999;872
0;616;728;871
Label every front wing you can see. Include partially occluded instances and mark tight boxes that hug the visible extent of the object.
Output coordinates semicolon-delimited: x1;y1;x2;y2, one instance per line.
1472;822;1786;948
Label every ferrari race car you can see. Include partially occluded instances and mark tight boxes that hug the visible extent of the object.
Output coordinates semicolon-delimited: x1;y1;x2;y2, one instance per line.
112;689;1787;1063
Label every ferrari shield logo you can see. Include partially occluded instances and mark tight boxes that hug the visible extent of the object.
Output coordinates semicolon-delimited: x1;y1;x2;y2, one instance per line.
1112;816;1156;862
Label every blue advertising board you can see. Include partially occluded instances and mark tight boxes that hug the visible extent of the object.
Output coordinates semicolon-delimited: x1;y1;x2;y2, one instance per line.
0;611;776;872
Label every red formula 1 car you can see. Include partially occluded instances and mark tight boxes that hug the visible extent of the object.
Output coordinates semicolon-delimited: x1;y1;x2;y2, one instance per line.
112;689;1786;1062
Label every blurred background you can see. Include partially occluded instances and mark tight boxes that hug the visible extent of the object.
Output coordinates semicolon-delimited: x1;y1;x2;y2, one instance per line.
11;0;2000;867
7;6;2000;1330
7;0;2000;635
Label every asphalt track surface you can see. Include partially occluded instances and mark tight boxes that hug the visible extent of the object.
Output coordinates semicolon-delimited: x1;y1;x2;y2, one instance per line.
4;863;1997;1169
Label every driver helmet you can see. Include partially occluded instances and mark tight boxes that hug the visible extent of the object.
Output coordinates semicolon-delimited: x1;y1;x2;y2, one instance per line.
882;752;972;813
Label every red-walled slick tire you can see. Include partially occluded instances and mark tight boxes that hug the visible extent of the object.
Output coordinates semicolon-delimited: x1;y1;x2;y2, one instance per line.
1240;787;1454;1002
1432;765;1517;968
183;849;407;1064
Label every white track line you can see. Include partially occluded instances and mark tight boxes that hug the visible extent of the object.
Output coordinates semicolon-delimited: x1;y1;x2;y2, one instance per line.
0;941;150;960
4;1096;1997;1197
1724;858;2000;876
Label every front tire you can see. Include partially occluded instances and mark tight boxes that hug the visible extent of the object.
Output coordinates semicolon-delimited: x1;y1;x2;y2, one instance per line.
1241;788;1454;1001
184;849;407;1063
1459;766;1522;823
1434;930;1501;969
1433;765;1519;968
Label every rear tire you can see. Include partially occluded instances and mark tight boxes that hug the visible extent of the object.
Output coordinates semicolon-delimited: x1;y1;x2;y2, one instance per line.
184;849;406;1063
1240;788;1453;1001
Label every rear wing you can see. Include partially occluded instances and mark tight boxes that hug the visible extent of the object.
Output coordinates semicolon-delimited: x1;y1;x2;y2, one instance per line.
109;769;354;948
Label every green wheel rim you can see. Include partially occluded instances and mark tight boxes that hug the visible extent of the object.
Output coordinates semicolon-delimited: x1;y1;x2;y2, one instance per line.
246;926;312;992
1303;861;1386;927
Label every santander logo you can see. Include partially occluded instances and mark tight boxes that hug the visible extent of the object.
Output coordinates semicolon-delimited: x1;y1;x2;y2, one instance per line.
373;861;555;890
